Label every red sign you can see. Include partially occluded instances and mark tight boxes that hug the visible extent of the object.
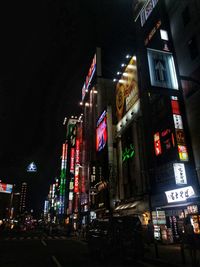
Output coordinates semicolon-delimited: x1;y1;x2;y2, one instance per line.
75;139;80;164
70;148;75;173
171;99;180;115
74;166;79;193
154;132;162;156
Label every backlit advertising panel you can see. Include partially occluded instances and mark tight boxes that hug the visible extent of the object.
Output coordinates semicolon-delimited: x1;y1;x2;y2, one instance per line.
0;183;13;194
178;145;189;161
173;115;183;130
154;132;162;156
173;163;187;185
96;110;107;152
116;56;139;122
165;186;195;203
70;148;75;173
147;49;178;90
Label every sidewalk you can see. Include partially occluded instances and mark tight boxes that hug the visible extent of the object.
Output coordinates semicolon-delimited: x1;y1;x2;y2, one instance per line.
144;242;200;267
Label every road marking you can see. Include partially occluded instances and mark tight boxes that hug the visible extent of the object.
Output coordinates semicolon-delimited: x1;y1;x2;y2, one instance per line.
41;239;47;246
52;255;62;267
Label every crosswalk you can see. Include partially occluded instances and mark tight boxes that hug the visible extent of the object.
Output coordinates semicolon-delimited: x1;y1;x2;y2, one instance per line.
2;235;69;241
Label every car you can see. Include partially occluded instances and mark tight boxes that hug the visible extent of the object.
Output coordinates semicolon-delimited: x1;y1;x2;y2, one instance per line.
87;215;144;262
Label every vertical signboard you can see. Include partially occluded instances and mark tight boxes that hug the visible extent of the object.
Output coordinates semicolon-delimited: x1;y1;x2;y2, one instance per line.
173;163;187;185
74;139;80;193
171;96;188;161
116;56;139;122
59;143;68;215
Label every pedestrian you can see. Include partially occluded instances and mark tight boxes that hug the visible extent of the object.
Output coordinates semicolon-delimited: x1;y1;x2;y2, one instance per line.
147;219;154;245
183;217;196;266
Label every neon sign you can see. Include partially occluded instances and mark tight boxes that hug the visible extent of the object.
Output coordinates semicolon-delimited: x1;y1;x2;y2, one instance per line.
82;54;96;100
145;20;161;46
122;144;135;162
74;139;80;193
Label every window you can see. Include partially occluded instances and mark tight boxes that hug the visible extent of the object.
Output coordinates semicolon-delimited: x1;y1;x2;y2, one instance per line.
188;36;199;60
182;6;190;27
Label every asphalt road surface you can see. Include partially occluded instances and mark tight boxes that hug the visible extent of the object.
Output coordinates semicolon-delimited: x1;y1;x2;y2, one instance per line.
0;233;155;267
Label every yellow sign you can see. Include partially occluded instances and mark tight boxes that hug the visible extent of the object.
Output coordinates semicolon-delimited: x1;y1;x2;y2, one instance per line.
116;56;139;121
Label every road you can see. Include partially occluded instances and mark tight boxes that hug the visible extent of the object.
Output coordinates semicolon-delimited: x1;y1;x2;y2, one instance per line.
0;232;155;267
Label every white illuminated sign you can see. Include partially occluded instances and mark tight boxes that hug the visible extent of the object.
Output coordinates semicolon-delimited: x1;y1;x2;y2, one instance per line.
27;162;37;172
173;114;183;129
173;163;187;185
165;186;195;203
69;192;74;200
147;49;178;90
160;29;168;41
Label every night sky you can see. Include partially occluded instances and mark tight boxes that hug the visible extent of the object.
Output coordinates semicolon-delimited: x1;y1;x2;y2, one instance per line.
0;0;135;215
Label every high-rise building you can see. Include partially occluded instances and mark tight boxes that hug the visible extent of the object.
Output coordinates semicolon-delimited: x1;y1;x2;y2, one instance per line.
19;182;27;214
132;0;200;241
165;0;200;183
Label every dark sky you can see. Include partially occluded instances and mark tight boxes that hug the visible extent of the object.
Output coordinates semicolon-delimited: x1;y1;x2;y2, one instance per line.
0;0;135;215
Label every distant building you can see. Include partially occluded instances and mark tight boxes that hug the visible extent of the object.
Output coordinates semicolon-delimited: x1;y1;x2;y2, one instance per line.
19;182;27;213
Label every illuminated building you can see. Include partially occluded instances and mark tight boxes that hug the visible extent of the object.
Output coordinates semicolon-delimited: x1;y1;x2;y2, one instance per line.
132;0;200;241
0;183;13;219
19;182;27;214
165;0;200;185
114;54;149;223
80;48;117;221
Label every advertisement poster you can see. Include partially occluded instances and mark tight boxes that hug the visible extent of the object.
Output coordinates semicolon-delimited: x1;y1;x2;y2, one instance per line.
116;56;139;122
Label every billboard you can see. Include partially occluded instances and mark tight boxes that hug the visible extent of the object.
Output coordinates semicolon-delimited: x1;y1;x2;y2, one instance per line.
147;49;178;90
116;56;139;122
96;110;107;152
0;183;13;194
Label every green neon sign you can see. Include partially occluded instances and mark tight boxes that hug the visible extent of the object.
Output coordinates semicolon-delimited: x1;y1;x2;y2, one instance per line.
122;144;135;162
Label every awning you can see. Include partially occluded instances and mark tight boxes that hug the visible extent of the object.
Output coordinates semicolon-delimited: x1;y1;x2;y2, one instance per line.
156;201;197;210
114;201;140;211
114;200;149;215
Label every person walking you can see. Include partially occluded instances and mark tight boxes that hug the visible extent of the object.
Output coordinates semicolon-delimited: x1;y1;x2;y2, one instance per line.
147;219;154;245
183;217;196;266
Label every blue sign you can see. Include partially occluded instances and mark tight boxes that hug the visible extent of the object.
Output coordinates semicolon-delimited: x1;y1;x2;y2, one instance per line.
27;162;37;172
